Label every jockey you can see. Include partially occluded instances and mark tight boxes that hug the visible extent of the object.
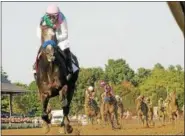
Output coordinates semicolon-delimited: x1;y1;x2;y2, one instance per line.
136;95;145;102
34;4;73;81
99;80;106;88
85;86;96;101
100;81;114;103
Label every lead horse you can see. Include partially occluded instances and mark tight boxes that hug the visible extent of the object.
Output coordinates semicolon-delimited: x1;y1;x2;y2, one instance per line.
35;26;79;134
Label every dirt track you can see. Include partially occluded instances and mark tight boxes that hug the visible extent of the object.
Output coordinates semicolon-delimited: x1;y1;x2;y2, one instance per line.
2;120;184;135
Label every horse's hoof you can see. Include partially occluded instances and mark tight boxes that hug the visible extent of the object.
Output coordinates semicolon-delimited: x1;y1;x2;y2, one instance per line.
41;113;51;124
67;125;73;134
117;125;121;129
73;128;81;135
42;123;50;134
145;125;149;128
112;126;118;130
58;127;65;134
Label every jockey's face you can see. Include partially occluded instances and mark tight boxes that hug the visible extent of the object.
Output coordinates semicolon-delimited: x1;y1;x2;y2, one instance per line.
48;14;58;24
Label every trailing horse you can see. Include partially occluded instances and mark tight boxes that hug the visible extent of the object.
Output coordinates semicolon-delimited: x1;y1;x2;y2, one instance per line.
146;102;155;126
157;103;167;126
101;96;120;129
135;97;149;128
115;96;124;128
165;90;179;126
35;26;79;134
84;94;101;125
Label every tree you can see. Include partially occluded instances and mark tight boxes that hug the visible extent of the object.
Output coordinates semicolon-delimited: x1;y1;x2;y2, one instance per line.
153;63;164;70
168;65;175;71
105;59;135;84
1;67;10;112
176;64;183;71
1;96;9;112
132;67;151;86
138;64;184;106
4;59;183;116
1;67;9;80
13;81;42;116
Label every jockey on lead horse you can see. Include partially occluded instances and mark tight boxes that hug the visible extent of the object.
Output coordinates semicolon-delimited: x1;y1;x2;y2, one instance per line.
33;4;74;81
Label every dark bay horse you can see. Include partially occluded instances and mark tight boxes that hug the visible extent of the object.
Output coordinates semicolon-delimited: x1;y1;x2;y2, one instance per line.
35;26;79;134
115;96;124;128
135;96;149;128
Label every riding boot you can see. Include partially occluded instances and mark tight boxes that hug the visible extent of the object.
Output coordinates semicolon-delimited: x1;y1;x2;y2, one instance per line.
63;48;73;81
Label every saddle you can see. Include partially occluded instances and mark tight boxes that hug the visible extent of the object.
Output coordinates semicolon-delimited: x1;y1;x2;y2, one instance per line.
104;96;115;103
140;101;148;115
88;99;98;111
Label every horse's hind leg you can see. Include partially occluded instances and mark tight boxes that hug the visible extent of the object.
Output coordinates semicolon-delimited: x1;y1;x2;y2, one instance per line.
102;113;107;127
145;115;149;128
108;113;114;130
151;115;155;126
59;85;68;107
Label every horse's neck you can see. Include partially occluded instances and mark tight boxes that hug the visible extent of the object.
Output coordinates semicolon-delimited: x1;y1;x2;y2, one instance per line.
41;35;52;45
38;57;55;81
118;101;122;106
118;102;123;109
85;95;89;104
171;97;176;103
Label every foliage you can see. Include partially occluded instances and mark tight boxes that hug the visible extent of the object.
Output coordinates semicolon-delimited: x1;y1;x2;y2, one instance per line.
2;59;184;116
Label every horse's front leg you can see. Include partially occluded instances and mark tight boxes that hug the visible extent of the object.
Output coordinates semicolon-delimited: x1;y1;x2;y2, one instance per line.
115;110;120;127
60;84;75;134
64;115;73;134
162;113;166;126
151;115;155;126
138;112;142;125
41;93;50;134
41;93;50;123
145;114;149;128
